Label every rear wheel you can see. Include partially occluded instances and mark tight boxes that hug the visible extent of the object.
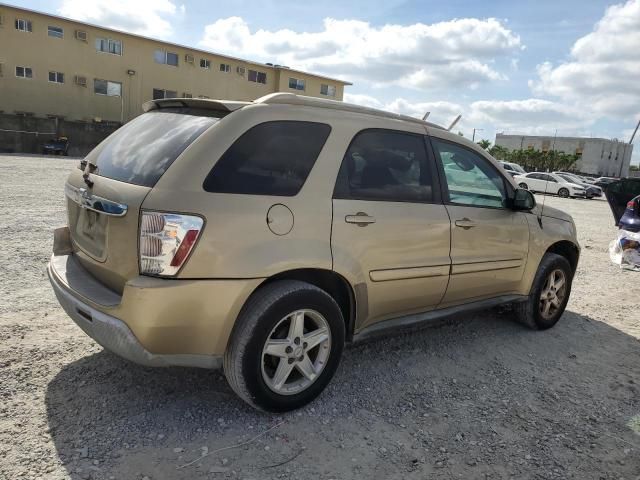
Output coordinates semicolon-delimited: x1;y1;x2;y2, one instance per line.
514;253;573;330
518;182;529;190
558;188;570;198
224;280;345;412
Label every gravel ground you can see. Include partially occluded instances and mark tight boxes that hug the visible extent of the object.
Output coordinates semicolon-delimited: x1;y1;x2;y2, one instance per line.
1;155;639;480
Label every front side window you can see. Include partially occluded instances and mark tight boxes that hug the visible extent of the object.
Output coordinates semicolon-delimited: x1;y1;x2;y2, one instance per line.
94;79;122;96
432;138;507;208
16;66;33;78
320;84;336;97
48;71;64;83
289;77;305;90
96;37;122;55
203;121;331;196
334;129;435;203
152;88;177;100
248;69;267;84
15;19;33;32
48;26;63;38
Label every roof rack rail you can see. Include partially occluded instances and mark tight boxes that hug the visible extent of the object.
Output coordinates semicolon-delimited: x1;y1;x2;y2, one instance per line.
253;93;445;130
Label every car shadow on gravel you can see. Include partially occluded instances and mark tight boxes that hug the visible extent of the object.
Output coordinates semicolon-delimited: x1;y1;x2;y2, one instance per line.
44;309;640;479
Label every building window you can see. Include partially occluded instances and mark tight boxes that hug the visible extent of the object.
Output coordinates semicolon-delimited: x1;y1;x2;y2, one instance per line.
154;49;178;66
15;66;33;78
94;79;122;96
15;19;33;32
248;69;267;84
183;93;193;98
48;26;63;38
220;63;230;73
320;84;336;97
288;77;305;91
95;37;122;55
48;71;64;83
152;88;177;100
200;59;211;69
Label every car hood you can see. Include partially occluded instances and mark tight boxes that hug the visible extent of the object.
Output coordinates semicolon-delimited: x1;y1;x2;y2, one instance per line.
533;205;573;223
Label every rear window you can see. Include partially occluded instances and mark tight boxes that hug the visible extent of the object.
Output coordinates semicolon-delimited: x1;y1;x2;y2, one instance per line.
203;121;331;196
89;109;219;187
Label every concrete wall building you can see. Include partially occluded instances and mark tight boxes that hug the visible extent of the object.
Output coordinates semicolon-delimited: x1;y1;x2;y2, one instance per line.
495;134;633;177
0;4;351;124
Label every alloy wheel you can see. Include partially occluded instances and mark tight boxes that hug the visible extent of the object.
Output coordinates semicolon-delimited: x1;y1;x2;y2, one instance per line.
539;269;567;320
261;309;332;395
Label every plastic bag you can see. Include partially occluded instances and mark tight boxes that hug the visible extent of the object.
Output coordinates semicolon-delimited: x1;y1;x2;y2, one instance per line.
609;229;640;270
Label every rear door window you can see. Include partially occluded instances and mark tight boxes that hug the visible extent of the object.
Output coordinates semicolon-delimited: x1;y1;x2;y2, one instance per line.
203;121;331;196
89;109;218;187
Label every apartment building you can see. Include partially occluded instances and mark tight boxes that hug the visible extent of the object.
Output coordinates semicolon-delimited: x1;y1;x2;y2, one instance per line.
495;133;633;177
0;4;351;123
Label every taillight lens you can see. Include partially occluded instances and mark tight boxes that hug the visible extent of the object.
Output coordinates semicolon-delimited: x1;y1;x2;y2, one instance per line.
139;211;204;276
627;200;636;210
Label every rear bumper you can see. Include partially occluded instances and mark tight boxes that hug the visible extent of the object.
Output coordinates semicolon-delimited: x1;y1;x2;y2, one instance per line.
48;254;263;367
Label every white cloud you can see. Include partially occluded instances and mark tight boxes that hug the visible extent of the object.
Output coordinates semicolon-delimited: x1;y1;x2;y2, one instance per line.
531;0;640;118
58;0;181;38
200;16;521;90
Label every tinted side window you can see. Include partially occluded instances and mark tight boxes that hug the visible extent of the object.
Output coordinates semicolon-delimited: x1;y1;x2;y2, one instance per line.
334;129;435;203
528;173;542;180
203;121;331;196
432;138;507;208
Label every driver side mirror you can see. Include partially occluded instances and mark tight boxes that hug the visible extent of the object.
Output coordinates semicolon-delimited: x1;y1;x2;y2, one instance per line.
511;188;536;211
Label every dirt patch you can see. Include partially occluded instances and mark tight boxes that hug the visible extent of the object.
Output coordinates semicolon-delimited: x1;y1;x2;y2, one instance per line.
1;156;639;479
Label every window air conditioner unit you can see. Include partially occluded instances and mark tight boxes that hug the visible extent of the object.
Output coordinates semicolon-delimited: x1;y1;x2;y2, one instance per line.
185;54;194;64
75;30;88;42
236;66;245;76
75;75;87;87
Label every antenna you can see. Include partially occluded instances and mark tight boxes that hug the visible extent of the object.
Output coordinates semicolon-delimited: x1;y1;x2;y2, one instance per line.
422;112;431;121
447;114;462;131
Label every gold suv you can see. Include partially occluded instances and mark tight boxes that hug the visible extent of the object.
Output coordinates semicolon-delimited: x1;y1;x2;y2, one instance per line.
48;94;580;411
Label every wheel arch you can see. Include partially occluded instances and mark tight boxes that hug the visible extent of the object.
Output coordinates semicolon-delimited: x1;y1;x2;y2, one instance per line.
545;240;580;273
257;268;357;342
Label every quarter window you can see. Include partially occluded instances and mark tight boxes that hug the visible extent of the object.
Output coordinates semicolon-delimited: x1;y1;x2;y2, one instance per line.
95;37;122;55
94;79;122;96
203;121;331;196
16;66;33;78
15;19;32;32
248;69;267;84
48;26;63;38
320;84;336;97
432;138;507;208
48;71;64;83
334;129;435;203
152;88;177;100
288;77;305;90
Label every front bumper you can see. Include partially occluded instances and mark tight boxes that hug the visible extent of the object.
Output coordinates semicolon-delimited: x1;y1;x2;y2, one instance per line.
48;254;263;368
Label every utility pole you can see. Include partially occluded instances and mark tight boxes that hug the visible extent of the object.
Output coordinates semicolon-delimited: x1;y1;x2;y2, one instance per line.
472;128;483;142
619;118;640;177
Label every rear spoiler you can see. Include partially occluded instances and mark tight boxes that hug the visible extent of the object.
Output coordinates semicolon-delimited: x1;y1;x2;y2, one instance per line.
143;98;250;114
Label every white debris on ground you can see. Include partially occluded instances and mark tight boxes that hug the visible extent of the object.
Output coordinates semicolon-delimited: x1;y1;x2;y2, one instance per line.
0;156;639;479
610;229;640;270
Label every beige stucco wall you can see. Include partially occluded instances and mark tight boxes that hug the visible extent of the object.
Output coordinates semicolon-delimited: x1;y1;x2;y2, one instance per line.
0;5;349;122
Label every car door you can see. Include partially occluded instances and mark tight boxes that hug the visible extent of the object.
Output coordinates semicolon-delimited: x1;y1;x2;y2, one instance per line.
538;173;560;194
525;173;545;191
429;136;530;305
331;129;451;330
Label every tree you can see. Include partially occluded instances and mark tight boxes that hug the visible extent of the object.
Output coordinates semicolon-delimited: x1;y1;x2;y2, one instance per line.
477;139;491;150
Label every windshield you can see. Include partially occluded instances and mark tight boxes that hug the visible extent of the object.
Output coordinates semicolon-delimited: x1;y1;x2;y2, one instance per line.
510;163;526;173
88;109;219;187
558;174;579;184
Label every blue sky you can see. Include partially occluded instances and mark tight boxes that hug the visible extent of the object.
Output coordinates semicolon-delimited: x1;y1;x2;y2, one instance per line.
12;0;640;164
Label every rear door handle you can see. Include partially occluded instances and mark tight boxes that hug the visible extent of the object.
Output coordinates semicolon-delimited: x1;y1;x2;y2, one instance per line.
345;212;376;226
454;218;476;229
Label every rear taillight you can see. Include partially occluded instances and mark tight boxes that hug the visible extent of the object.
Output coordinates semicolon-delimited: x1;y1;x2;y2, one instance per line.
139;211;204;276
627;200;636;210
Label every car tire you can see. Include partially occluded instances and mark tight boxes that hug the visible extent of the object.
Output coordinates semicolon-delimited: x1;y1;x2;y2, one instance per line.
514;253;573;330
518;182;529;190
224;280;345;412
558;188;570;198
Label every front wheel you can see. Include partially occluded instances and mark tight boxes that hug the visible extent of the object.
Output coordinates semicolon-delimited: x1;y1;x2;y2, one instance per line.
514;253;573;330
558;188;570;198
224;280;345;412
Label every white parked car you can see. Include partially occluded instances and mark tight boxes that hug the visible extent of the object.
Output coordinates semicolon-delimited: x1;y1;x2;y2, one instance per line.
513;172;587;198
